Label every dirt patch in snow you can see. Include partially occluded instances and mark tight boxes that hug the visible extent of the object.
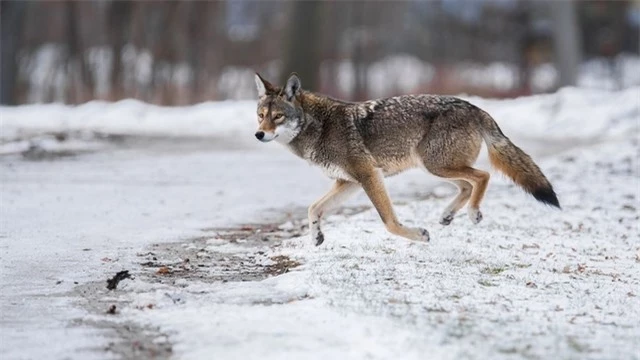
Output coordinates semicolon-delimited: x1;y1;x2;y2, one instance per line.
136;219;309;285
68;212;319;359
69;281;174;360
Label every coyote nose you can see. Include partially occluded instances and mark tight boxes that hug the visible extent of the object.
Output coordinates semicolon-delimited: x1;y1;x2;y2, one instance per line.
255;131;265;140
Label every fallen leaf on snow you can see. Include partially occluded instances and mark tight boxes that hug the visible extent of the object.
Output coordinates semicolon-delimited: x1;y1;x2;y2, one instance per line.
156;266;171;275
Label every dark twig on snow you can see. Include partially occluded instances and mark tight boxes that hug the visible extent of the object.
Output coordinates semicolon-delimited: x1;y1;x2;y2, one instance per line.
106;270;132;290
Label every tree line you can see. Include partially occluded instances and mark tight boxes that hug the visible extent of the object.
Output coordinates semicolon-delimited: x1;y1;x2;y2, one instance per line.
1;0;636;105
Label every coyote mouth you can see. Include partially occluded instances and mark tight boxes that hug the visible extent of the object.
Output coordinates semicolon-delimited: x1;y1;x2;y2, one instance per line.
260;134;278;143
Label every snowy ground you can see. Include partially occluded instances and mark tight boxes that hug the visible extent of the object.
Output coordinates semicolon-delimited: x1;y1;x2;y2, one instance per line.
1;87;639;359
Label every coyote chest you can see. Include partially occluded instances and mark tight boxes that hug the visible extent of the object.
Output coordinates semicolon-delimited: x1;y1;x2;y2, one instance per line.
317;162;355;182
314;158;416;181
308;152;419;182
291;144;356;181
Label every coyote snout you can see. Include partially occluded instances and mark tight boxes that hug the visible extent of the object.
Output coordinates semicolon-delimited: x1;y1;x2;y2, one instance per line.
253;72;560;246
255;131;277;142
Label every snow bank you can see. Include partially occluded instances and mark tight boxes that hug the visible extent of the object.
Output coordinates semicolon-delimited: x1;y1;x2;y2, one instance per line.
2;87;638;144
468;86;640;142
0;99;257;141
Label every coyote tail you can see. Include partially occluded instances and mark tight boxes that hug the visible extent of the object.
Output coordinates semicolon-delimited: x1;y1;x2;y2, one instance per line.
480;113;560;208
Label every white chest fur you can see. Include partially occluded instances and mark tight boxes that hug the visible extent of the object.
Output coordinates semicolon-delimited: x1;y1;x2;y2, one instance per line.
318;163;355;181
285;144;355;181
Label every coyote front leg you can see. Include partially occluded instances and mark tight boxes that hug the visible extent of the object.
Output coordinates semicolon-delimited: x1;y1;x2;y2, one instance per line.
308;180;361;245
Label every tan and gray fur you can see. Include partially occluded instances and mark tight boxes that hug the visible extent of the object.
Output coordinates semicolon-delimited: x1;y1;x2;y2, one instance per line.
254;73;560;246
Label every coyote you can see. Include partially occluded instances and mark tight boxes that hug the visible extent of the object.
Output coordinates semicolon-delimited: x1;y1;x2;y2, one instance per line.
253;73;559;245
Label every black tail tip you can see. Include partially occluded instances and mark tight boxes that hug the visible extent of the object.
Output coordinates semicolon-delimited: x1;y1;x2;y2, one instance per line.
532;187;561;209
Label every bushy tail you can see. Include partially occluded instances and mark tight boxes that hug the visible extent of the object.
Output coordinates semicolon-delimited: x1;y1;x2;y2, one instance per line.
481;113;560;208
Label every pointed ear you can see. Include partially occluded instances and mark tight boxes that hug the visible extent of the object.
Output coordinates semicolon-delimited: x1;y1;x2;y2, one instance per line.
255;73;275;97
284;73;301;101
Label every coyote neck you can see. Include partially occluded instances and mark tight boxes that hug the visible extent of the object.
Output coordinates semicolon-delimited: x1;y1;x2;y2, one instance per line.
285;92;340;159
285;112;322;159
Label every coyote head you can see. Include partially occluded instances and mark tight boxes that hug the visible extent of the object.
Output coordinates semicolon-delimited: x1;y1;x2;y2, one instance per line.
253;73;303;144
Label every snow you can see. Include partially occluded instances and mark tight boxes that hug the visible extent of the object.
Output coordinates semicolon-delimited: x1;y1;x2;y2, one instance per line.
1;86;639;359
0;99;257;142
2;86;637;145
275;139;639;359
0;147;333;359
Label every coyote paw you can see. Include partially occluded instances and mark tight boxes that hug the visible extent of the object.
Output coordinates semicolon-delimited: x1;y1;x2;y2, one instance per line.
313;231;325;246
408;227;430;242
419;228;430;242
469;209;483;225
439;212;455;226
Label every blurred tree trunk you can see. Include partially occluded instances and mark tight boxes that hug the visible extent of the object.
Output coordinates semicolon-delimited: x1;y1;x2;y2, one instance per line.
205;1;226;101
516;2;532;94
281;1;322;90
1;0;27;105
321;2;340;95
551;0;582;87
108;0;132;101
350;1;367;100
66;1;94;103
163;1;182;105
188;2;206;100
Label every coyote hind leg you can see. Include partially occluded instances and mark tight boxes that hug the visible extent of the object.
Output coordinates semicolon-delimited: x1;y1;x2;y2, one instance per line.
418;124;487;225
425;167;490;225
439;179;473;225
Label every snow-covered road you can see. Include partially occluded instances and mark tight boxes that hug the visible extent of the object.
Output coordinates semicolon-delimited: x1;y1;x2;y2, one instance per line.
0;143;329;359
1;87;639;359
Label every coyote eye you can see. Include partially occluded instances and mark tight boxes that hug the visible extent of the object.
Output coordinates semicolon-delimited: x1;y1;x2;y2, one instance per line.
273;115;284;124
258;113;264;122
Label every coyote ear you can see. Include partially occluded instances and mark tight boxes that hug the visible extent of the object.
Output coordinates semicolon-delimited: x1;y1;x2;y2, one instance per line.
255;73;275;97
284;73;301;101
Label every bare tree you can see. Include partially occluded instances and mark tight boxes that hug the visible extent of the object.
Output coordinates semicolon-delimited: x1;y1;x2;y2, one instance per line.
108;0;132;101
350;1;367;100
1;0;27;105
65;1;94;102
281;0;323;90
551;0;582;87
